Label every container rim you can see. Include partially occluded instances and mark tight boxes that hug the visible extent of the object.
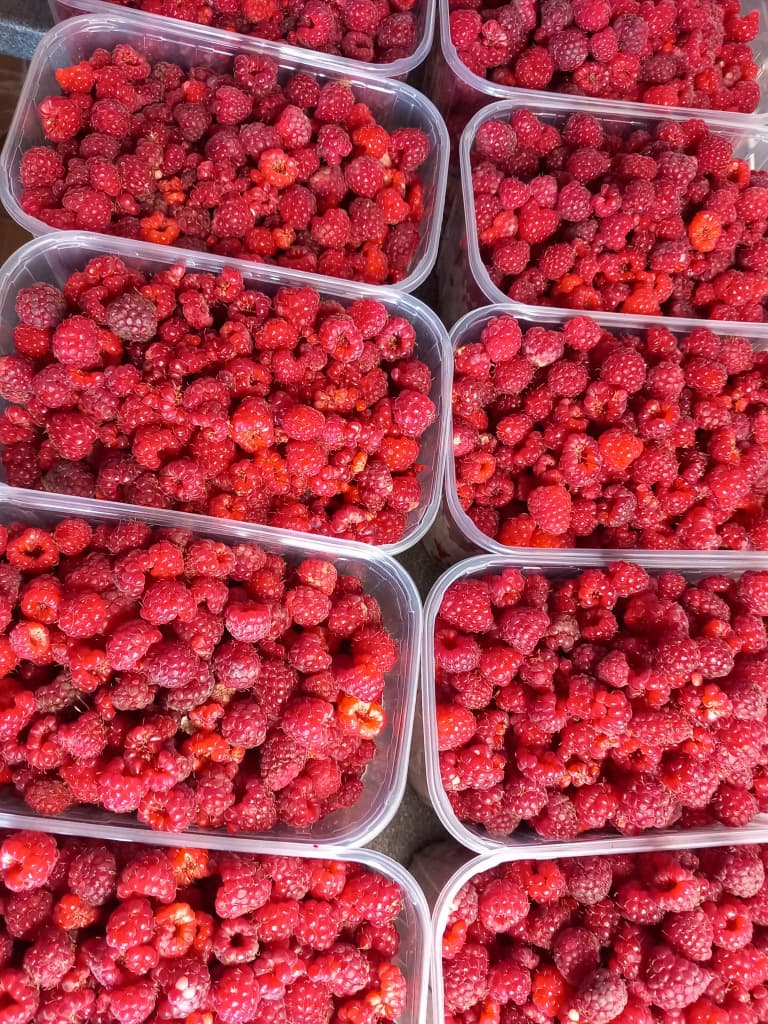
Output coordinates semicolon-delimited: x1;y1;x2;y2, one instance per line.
443;302;768;566
48;0;437;78
459;98;768;331
0;13;450;294
0;482;424;848
438;0;768;123
421;551;768;855
0;232;451;556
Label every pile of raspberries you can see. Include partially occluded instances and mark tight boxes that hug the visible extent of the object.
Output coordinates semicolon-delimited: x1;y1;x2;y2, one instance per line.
469;110;768;320
442;845;768;1024
0;258;436;546
449;0;761;112
20;45;432;285
434;563;768;838
0;516;399;832
101;0;419;64
0;830;409;1024
451;314;768;551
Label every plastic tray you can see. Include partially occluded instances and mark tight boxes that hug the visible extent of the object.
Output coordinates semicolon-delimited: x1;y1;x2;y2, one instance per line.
432;303;768;564
0;13;449;295
426;0;768;144
0;826;430;1024
48;0;436;81
418;551;768;855
450;96;768;326
0;484;423;849
0;233;451;556
425;836;768;1024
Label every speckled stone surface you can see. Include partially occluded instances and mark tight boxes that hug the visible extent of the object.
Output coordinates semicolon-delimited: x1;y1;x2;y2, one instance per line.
0;0;51;59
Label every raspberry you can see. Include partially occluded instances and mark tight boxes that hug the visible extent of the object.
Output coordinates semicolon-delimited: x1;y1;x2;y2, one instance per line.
105;293;158;343
527;484;572;535
643;946;712;1010
571;968;627;1023
444;944;490;1013
51;315;101;369
0;831;57;892
553;927;601;984
15;285;66;330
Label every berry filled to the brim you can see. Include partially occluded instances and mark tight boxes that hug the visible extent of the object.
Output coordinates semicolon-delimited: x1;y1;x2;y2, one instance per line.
0;258;436;546
434;563;768;839
0;516;400;833
450;0;761;113
440;846;768;1024
469;112;768;320
0;830;409;1024
20;46;431;286
452;314;768;550
91;0;420;65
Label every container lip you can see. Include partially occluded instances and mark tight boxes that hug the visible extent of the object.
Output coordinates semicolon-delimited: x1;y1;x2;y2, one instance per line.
421;551;768;856
459;98;768;331
0;483;424;848
0;12;449;294
438;0;768;123
49;0;436;77
0;232;451;556
444;302;768;567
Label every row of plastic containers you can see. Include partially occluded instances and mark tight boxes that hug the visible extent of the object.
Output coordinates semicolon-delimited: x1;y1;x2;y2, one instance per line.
45;0;768;129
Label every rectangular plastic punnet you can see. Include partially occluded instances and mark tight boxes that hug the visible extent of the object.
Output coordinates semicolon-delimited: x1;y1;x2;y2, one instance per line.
425;0;768;143
419;552;768;855
0;13;449;294
0;484;423;849
0;233;451;555
48;0;437;81
447;97;768;324
427;303;768;564
425;838;764;1024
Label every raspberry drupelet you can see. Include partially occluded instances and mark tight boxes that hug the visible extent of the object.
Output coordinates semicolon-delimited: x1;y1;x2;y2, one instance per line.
0;830;409;1024
0;258;436;547
0;516;398;832
442;845;768;1024
20;45;432;286
468;111;768;320
452;314;768;550
434;563;768;839
449;0;760;112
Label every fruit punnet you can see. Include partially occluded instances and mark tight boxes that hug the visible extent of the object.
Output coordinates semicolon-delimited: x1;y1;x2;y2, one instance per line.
0;516;399;832
20;45;431;285
434;563;768;839
93;0;420;65
469;111;768;320
449;0;760;112
440;846;768;1024
0;831;409;1024
0;258;435;546
452;314;768;550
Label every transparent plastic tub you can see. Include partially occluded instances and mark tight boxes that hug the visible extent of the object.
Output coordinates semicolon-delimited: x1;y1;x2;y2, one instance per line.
48;0;436;81
426;0;768;144
450;97;768;325
426;836;768;1024
0;827;431;1024
0;232;451;556
431;303;768;563
418;552;768;855
0;13;449;294
0;484;423;849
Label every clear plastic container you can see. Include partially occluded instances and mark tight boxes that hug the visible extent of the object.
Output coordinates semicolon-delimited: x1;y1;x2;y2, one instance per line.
0;232;451;556
0;13;449;294
419;552;768;855
48;0;436;81
0;826;431;1024
0;483;423;849
450;96;768;325
427;836;768;1024
432;303;768;563
426;0;768;144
